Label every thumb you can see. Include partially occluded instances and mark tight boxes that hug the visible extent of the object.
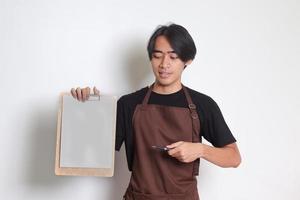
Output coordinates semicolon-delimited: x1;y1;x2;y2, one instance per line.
93;86;100;96
166;141;184;149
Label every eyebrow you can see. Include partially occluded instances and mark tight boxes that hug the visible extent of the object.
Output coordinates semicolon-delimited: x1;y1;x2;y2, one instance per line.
153;49;176;54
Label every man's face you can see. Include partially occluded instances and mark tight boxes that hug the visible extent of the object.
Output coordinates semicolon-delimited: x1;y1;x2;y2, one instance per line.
150;36;191;87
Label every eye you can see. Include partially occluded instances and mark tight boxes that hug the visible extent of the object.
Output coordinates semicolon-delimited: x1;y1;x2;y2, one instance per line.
169;53;179;60
152;53;163;59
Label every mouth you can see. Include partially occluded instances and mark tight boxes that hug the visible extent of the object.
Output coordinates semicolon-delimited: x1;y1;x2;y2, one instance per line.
158;71;172;79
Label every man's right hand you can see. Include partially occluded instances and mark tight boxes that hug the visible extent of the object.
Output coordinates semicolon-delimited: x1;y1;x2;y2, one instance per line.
70;86;100;102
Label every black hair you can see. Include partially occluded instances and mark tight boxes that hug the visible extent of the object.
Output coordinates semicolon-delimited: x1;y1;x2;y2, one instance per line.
147;23;197;67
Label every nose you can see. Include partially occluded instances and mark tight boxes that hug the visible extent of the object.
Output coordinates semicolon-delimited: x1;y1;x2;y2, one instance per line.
159;55;170;68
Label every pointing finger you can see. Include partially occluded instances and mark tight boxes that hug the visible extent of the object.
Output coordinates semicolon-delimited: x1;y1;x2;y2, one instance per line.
166;141;184;149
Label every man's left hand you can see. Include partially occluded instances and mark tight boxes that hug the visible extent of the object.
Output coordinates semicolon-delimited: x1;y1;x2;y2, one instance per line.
167;141;204;163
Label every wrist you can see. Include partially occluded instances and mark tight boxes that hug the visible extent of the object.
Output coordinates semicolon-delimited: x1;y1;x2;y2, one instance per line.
197;143;207;158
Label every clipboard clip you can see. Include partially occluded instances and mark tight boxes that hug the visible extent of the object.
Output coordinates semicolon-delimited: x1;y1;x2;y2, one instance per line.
88;94;100;101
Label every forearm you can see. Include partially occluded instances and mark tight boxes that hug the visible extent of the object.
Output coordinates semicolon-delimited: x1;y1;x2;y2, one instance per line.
199;143;241;168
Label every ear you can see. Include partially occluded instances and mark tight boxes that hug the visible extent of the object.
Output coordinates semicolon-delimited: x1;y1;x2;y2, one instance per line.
185;59;193;66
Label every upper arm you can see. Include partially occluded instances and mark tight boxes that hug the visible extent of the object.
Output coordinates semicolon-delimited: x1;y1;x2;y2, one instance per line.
115;97;125;151
223;142;239;151
201;97;236;147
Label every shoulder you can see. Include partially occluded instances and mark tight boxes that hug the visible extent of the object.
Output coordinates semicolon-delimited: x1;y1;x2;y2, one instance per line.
185;86;217;108
117;86;148;108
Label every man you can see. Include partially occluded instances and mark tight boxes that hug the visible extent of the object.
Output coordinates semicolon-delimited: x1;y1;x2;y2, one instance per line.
71;23;241;200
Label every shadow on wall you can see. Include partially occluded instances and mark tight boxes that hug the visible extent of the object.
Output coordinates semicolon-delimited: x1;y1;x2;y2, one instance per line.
24;99;130;199
105;40;152;198
115;38;153;90
106;147;131;200
25;103;65;188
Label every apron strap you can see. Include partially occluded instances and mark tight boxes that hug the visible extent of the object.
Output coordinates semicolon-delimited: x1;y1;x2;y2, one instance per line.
182;84;201;176
142;83;154;105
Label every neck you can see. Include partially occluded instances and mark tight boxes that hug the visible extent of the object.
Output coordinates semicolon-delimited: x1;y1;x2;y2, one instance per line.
152;81;182;94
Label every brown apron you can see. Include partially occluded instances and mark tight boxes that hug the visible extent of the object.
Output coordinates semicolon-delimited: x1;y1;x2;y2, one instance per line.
123;83;201;200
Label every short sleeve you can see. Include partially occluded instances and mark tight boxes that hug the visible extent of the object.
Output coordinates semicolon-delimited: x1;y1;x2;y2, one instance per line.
202;97;236;147
115;97;125;151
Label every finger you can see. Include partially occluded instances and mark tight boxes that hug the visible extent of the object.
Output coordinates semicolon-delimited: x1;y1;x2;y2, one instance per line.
174;152;186;161
169;151;184;161
82;88;87;102
93;86;100;96
166;141;184;149
184;155;194;163
179;157;189;163
175;155;184;161
82;87;91;101
76;87;82;101
168;147;181;156
71;88;77;99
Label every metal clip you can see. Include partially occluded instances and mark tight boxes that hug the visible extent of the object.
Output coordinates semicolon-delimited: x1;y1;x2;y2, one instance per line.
88;94;100;101
188;103;196;109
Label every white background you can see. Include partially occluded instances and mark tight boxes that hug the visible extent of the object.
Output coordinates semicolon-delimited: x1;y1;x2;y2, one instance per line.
0;0;299;199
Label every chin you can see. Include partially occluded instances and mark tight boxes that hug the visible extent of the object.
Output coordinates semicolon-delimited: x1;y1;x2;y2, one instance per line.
155;78;175;86
154;72;180;86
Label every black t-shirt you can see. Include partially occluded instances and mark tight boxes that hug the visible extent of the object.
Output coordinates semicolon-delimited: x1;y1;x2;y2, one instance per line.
115;86;236;171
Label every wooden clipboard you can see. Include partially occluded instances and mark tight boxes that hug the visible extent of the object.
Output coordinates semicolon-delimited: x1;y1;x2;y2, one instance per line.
55;93;117;177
